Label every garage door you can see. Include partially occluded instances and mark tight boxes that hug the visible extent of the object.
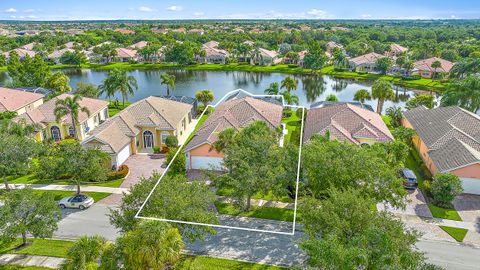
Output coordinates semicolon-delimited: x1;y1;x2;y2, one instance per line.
116;144;131;166
190;156;223;170
460;178;480;195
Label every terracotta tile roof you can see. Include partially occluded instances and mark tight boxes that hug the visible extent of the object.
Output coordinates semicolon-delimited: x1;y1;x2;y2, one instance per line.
413;57;454;73
390;43;408;53
3;48;36;58
128;41;148;49
85;96;192;154
185;96;283;151
47;48;74;59
403;106;480;172
20;42;35;50
349;52;385;66
115;48;138;58
203;41;219;49
0;87;44;112
303;103;393;144
258;48;278;59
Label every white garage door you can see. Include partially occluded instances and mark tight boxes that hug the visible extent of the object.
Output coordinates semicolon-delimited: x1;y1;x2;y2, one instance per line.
190;156;223;170
460;178;480;195
116;144;131;167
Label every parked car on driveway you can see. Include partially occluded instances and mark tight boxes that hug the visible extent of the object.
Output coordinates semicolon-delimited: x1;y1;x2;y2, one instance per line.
58;194;94;210
400;168;418;190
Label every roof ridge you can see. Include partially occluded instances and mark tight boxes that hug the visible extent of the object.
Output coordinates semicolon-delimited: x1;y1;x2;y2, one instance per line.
144;98;174;129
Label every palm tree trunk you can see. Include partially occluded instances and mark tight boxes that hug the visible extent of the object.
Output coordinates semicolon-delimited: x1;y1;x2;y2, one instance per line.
3;175;9;191
22;232;27;247
71;115;77;139
377;99;384;114
76;183;81;195
245;196;251;211
122;95;125;108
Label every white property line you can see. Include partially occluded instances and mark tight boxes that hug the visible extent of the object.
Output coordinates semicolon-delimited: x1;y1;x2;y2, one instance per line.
135;89;305;235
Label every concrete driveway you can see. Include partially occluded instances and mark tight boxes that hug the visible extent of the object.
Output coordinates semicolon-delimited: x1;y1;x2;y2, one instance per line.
453;194;480;224
378;189;432;218
122;154;166;188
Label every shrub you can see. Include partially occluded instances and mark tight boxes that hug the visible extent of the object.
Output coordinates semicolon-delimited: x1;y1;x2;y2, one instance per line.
288;64;298;68
401;75;422;81
108;165;129;180
283;109;293;118
295;108;305;119
165;147;185;176
430;173;463;208
153;145;161;154
197;105;206;115
165;135;178;148
161;146;169;154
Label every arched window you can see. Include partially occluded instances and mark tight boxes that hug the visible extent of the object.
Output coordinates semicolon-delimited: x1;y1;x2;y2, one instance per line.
68;126;76;138
51;126;62;142
143;130;154;148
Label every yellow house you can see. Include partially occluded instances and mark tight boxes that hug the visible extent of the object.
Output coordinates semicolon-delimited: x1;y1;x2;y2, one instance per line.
82;96;195;168
0;87;44;115
14;93;109;142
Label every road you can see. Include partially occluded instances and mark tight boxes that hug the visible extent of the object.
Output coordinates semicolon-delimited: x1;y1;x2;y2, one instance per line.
54;203;480;269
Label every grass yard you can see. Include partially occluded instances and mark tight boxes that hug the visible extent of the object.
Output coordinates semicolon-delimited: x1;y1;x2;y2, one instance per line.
184;108;212;145
439;226;468;242
7;174;124;188
215;202;296;222
216;187;293;203
428;204;462;221
0;266;52;270
0;238;73;258
108;100;131;117
282;110;302;145
176;255;287;270
31;190;111;202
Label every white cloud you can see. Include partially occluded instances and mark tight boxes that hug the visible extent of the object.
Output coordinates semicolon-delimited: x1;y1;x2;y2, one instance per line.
361;14;372;18
9;15;16;19
5;8;17;13
222;9;333;19
306;9;329;18
24;9;35;13
193;11;204;16
26;15;37;19
167;6;183;12
138;6;153;12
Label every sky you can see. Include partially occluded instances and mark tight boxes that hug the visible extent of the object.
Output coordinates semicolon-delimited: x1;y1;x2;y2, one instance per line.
1;0;479;21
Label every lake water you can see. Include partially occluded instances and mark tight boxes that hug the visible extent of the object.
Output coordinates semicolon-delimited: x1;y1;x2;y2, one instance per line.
38;69;436;111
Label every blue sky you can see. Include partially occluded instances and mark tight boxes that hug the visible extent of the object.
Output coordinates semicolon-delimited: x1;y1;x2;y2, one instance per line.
1;0;479;21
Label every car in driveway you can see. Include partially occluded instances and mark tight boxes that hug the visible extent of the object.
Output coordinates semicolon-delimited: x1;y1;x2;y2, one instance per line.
58;194;94;210
401;168;418;190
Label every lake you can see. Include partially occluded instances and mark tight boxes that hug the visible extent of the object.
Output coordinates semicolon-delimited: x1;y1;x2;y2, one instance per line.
36;69;438;111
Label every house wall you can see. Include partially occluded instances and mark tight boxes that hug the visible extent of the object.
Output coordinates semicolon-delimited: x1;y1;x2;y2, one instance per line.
402;117;439;175
15;98;44;115
357;137;380;145
189;143;224;157
450;163;480;179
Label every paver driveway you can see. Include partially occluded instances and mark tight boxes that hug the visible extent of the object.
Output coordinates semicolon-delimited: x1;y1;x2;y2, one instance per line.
121;154;165;188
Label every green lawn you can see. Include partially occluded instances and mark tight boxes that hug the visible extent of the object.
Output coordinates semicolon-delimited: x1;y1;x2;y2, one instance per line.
7;174;124;188
31;190;111;202
176;255;287;270
215;202;295;222
0;266;52;270
184;108;212;145
282;110;301;145
428;204;462;221
216;187;292;203
108;100;131;117
439;226;468;242
0;238;73;258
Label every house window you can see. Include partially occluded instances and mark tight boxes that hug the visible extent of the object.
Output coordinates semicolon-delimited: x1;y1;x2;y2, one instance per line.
103;109;108;120
161;131;170;144
182;118;186;130
83;123;90;133
68;126;76;137
188;112;192;123
50;126;62;141
143;130;154;148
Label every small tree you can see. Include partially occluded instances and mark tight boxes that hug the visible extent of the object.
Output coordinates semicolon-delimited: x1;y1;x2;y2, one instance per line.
325;94;339;102
195;89;214;107
406;94;436;110
385;106;403;128
160;73;176;96
353;89;371;103
375;57;392;75
372;79;395;114
164;147;185;176
44;71;72;94
430;173;463;208
61;236;107;270
264;82;280;95
431;60;442;80
280;76;298;93
393;127;416;147
0;188;61;247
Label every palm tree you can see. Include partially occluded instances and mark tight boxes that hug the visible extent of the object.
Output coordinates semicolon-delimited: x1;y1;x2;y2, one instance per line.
385;106;403;128
195;89;215;107
62;236;107;270
441;74;480;113
371;79;395;114
100;68;138;107
54;95;91;139
281;76;298;93
281;91;299;105
264;82;280;95
160;73;176;96
431;60;442;80
353;89;372;103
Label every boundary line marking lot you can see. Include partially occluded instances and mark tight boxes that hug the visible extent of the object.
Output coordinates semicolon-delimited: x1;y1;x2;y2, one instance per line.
135;89;305;235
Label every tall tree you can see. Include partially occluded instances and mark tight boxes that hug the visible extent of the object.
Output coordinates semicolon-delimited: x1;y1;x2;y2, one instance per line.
160;73;176;96
264;82;280;95
100;69;138;107
406;94;436;110
431;60;442;80
0;188;61;247
385;106;403;128
61;236;107;270
281;91;300;105
303;42;328;72
74;82;101;98
195;89;214;107
44;72;72;94
280;76;298;93
371;79;395;114
375;57;392;75
441;75;480;113
353;89;371;103
54;95;91;140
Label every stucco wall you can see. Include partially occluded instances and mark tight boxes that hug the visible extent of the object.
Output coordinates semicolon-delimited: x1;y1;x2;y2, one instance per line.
189;143;224;157
450;163;480;179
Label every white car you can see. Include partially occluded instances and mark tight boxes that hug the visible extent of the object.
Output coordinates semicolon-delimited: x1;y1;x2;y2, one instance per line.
58;194;94;210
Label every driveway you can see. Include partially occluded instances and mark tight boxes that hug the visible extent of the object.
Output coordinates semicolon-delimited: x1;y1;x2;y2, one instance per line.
378;189;432;218
122;154;166;188
453;194;480;224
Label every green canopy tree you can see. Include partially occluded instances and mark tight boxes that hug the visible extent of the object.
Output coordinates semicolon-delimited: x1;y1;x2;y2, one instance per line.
160;73;176;96
44;71;72;93
430;173;463;208
303;42;328;72
371;79;395;114
441;75;480;113
385;106;403;128
100;69;138;107
195;89;214;107
431;60;442;80
325;94;339;102
74;82;101;98
375;57;392;75
0;188;61;247
61;236;107;270
406;94;436;110
281;91;300;105
280;76;298;93
353;89;371;103
54;95;91;140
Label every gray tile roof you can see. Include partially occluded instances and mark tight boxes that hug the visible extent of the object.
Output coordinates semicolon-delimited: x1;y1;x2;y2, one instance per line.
403;106;480;172
184;96;283;152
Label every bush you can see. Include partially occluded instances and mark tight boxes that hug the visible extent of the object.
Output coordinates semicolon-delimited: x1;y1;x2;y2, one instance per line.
165;147;186;176
430;173;463;208
295;108;305;119
288;64;298;68
108;165;129;180
165;135;178;148
153;145;161;154
197;105;206;115
283;109;293;118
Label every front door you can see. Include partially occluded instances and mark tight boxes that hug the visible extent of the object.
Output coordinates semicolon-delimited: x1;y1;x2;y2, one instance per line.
143;130;154;148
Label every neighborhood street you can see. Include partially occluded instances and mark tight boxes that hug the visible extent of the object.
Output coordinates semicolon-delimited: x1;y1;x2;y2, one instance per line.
53;203;480;269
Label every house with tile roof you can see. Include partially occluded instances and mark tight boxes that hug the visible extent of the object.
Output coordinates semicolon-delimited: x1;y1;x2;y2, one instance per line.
0;87;44;115
184;96;283;170
251;48;281;66
3;48;36;61
14;94;109;143
83;96;195;168
115;48;139;62
348;52;385;73
303;103;393;145
403;106;480;194
199;43;229;64
385;44;408;58
412;57;454;79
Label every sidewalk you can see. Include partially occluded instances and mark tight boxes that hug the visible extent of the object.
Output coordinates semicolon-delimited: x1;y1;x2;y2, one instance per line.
0;253;64;269
395;212;479;231
1;184;128;195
